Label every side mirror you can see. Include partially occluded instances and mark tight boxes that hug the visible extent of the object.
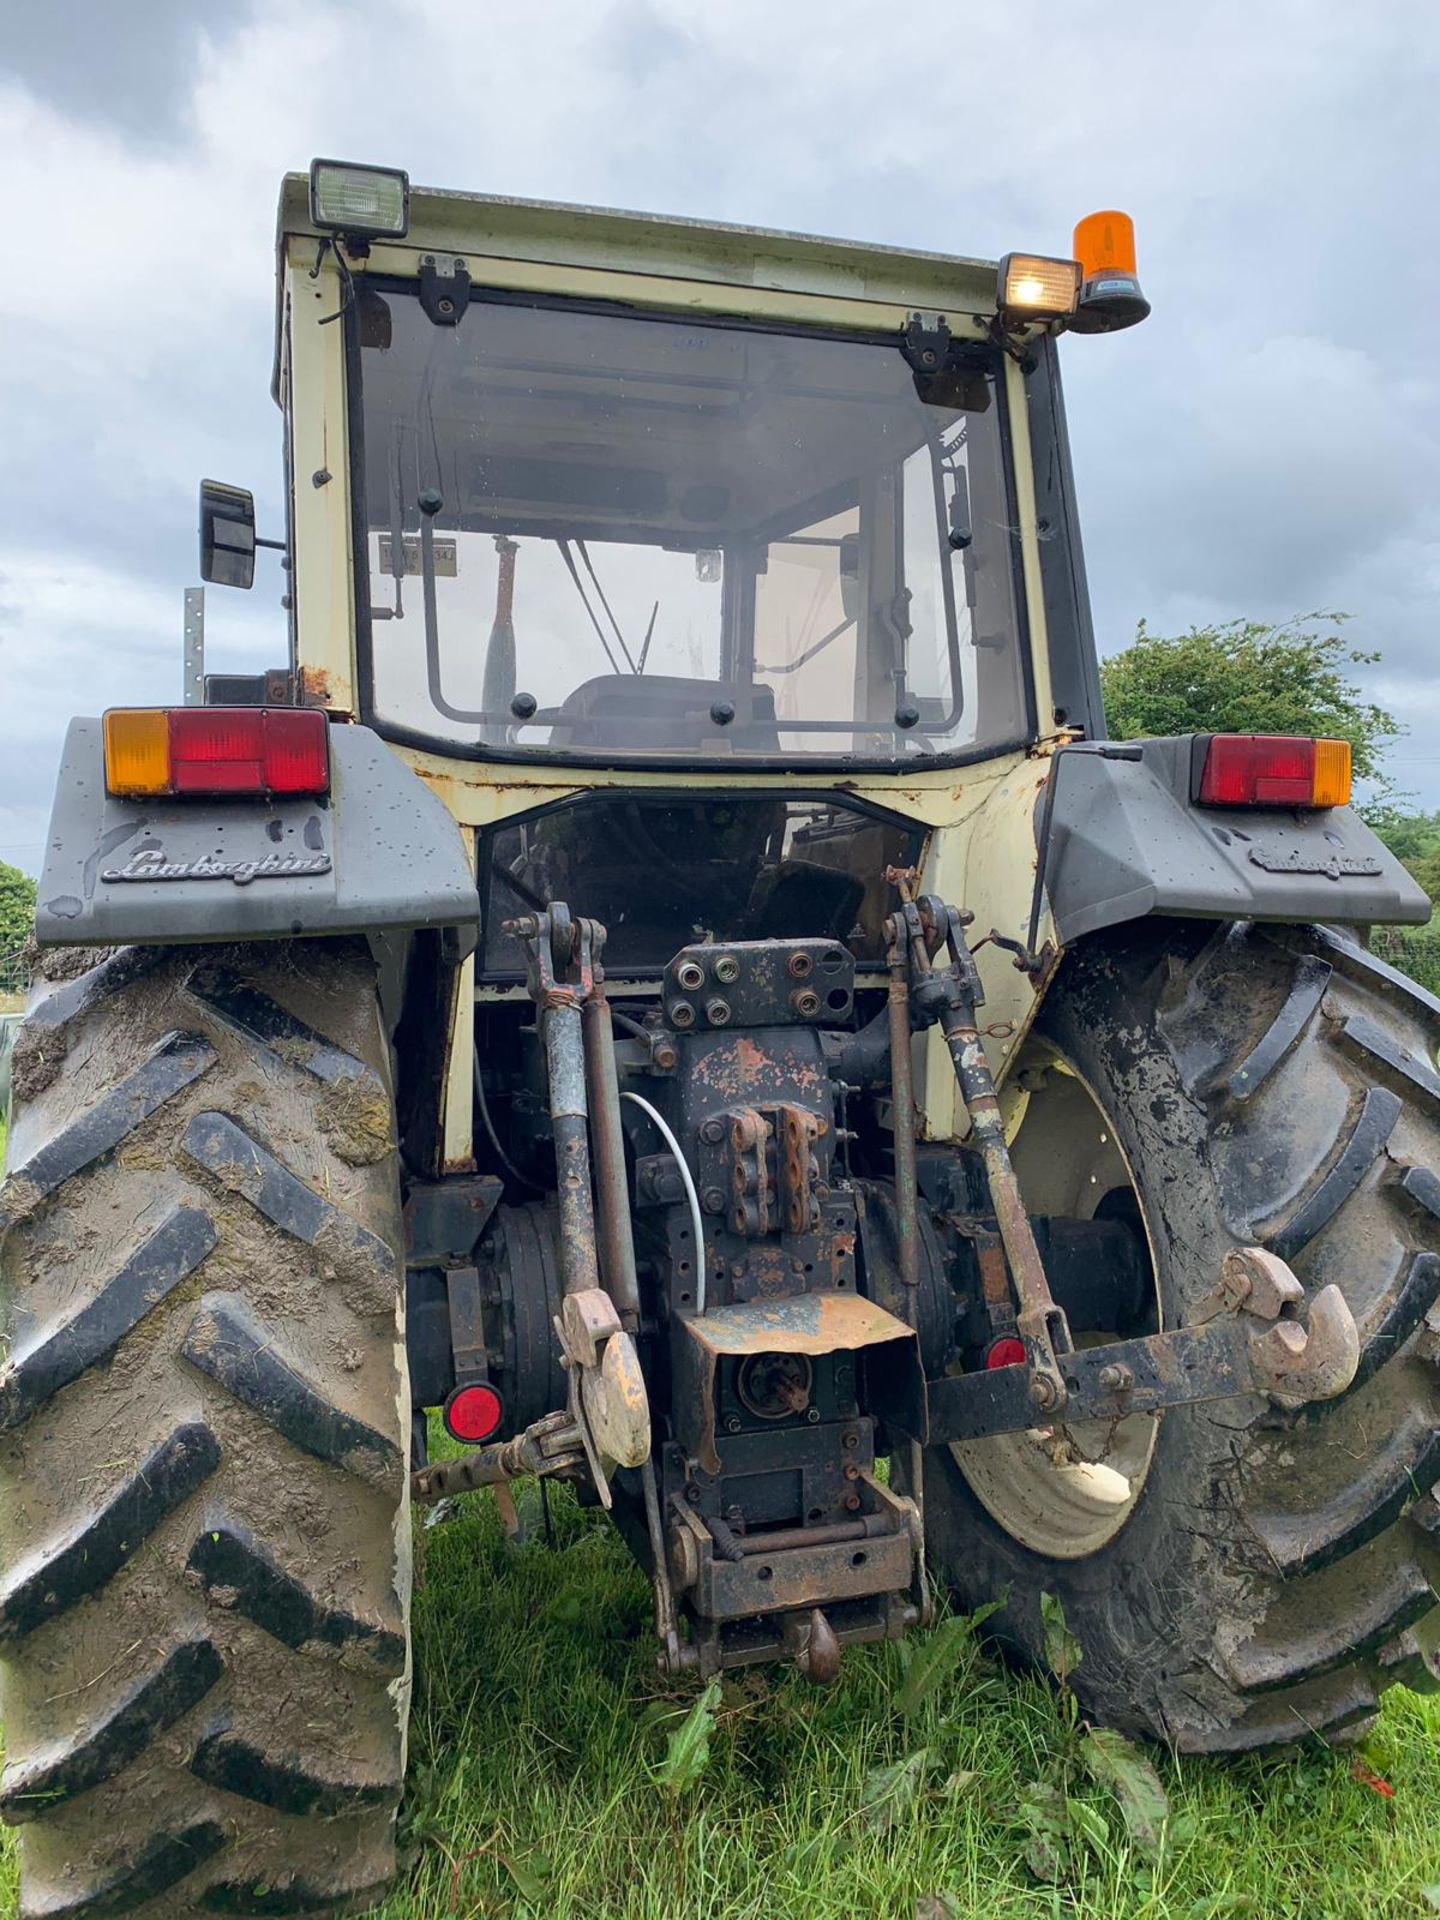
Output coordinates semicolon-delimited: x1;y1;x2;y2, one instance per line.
199;480;257;590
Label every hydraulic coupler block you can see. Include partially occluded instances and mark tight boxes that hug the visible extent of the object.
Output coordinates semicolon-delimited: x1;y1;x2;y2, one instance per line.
662;938;855;1033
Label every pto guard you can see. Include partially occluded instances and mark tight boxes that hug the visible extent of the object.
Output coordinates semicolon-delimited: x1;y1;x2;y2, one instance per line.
33;718;477;947
674;1292;926;1477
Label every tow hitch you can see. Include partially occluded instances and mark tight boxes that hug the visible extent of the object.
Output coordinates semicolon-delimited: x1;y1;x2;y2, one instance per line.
928;1245;1361;1441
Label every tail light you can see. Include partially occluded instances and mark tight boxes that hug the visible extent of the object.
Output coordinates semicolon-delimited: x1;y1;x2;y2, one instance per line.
1196;735;1352;809
104;708;330;799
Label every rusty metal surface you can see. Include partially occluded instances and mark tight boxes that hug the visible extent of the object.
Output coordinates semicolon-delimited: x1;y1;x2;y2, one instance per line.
641;1454;682;1672
556;1285;652;1500
546;1023;598;1297
1250;1283;1360;1399
684;1292;919;1356
928;1271;1362;1442
411;1408;584;1503
694;1526;913;1617
1217;1244;1303;1320
728;1514;889;1554
675;1292;927;1474
669;1469;921;1634
507;905;605;1301
889;869;1073;1413
663;937;855;1031
779;1103;824;1236
783;1608;842;1684
295;663;334;708
886;928;921;1294
559;1287;621;1366
581;1327;651;1468
684;1028;833;1122
676;1591;917;1676
728;1105;772;1235
583;980;641;1324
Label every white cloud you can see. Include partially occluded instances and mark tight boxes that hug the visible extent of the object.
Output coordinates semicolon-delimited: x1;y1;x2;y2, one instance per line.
2;0;1439;880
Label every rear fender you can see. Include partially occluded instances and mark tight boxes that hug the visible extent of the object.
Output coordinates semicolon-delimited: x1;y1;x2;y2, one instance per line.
33;719;478;948
1043;737;1429;945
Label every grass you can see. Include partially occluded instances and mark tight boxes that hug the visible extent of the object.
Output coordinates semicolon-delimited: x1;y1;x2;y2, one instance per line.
378;1482;1440;1919
3;1476;1436;1920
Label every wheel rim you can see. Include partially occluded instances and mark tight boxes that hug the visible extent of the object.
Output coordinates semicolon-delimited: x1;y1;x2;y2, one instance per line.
950;1038;1163;1560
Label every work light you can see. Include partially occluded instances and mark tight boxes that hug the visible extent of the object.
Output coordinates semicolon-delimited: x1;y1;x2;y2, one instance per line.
997;253;1082;320
309;159;410;240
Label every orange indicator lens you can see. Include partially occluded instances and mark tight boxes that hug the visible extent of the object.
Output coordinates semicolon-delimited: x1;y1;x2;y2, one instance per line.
1312;737;1354;808
103;710;172;796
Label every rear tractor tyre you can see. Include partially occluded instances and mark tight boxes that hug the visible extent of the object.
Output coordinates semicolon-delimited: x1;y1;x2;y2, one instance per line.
924;919;1440;1751
0;939;410;1915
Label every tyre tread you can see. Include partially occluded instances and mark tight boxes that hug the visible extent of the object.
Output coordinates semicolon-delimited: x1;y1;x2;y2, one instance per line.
190;1730;397;1816
185;1526;405;1678
0;1423;220;1641
0;1208;218;1430
0;1640;223;1823
181;1294;401;1487
0;1033;215;1227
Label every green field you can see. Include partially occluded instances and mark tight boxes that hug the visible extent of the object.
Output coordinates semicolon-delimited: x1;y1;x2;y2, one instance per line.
1;1440;1437;1920
316;1485;1440;1918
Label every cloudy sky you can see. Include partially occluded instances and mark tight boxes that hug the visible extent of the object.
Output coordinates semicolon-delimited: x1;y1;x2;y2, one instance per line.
1;0;1437;875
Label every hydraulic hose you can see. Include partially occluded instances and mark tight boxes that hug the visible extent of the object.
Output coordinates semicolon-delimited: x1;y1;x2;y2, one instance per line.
619;1090;707;1316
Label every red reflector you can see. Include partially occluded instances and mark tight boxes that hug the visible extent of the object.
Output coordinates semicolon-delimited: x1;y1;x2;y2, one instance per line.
986;1336;1027;1370
444;1382;504;1444
1198;734;1316;807
166;708;330;797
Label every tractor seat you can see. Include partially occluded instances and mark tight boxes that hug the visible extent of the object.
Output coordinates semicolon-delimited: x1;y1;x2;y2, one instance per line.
548;675;782;753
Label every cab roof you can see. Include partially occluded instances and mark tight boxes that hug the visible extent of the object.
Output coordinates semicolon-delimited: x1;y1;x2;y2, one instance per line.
275;170;1000;320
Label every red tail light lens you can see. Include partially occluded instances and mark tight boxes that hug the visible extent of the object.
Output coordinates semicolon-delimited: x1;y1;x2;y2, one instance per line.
105;708;330;798
256;711;332;794
169;709;265;793
1197;734;1352;809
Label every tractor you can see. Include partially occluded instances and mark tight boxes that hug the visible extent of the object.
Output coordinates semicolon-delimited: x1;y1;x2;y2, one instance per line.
2;162;1438;1916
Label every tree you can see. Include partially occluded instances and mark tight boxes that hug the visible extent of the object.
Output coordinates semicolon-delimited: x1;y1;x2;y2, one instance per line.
1362;805;1440;866
0;860;37;959
1404;848;1440;904
1098;613;1401;810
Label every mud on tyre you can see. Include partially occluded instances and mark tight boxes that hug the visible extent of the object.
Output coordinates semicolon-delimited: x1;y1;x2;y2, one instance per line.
925;918;1440;1750
0;939;409;1915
